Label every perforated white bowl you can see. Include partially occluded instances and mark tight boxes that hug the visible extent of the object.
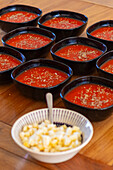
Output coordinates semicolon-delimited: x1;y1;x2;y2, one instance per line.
11;108;93;163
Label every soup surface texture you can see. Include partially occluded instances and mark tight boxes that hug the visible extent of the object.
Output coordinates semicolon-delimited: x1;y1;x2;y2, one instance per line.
100;59;113;74
65;83;113;109
6;33;52;49
91;26;113;41
16;66;68;87
42;17;83;29
0;11;37;23
55;44;102;61
0;53;21;71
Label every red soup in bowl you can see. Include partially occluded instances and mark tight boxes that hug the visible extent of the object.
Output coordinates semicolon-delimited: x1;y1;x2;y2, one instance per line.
6;33;52;50
0;53;21;72
65;83;113;109
16;66;68;88
55;44;102;61
2;27;56;61
100;58;113;74
0;11;38;23
38;10;88;42
42;17;84;29
0;5;42;32
91;26;113;41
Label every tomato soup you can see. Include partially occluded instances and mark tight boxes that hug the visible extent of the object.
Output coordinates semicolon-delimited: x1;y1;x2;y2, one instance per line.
91;26;113;41
0;53;21;72
100;59;113;74
16;66;68;87
55;44;102;61
0;11;37;23
6;33;52;49
42;17;83;29
65;83;113;109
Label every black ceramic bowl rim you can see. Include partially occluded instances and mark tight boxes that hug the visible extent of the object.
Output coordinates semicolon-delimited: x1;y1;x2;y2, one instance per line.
11;58;73;90
87;20;113;43
38;10;88;31
0;46;25;73
50;37;107;63
2;26;56;51
0;4;42;24
96;50;113;77
60;76;113;111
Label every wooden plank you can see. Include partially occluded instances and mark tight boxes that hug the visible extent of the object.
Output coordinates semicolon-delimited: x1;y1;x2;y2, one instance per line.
0;148;47;170
56;154;113;170
82;0;113;8
0;83;13;94
0;85;45;124
0;83;61;125
80;121;113;166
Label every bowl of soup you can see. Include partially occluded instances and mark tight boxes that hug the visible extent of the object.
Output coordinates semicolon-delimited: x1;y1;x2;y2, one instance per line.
11;58;73;100
51;37;107;75
86;20;113;51
0;4;42;32
38;10;88;41
0;46;25;84
60;76;113;122
96;50;113;81
2;26;56;60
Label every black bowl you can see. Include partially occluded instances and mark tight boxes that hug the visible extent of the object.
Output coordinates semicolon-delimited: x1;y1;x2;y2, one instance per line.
96;50;113;81
0;4;42;32
38;10;88;41
87;20;113;51
0;46;25;84
2;26;56;61
51;37;107;75
11;58;73;100
60;76;113;122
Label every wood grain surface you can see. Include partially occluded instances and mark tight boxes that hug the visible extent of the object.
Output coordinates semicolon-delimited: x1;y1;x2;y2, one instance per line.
82;0;113;8
0;0;113;169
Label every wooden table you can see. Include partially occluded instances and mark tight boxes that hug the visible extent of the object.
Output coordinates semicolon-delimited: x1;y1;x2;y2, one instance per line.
0;0;113;169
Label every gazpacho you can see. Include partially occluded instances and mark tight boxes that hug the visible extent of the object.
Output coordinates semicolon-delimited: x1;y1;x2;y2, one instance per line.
55;44;102;61
6;33;52;49
65;83;113;109
91;26;113;41
16;66;68;87
42;17;84;29
0;11;38;23
100;58;113;74
0;53;21;71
